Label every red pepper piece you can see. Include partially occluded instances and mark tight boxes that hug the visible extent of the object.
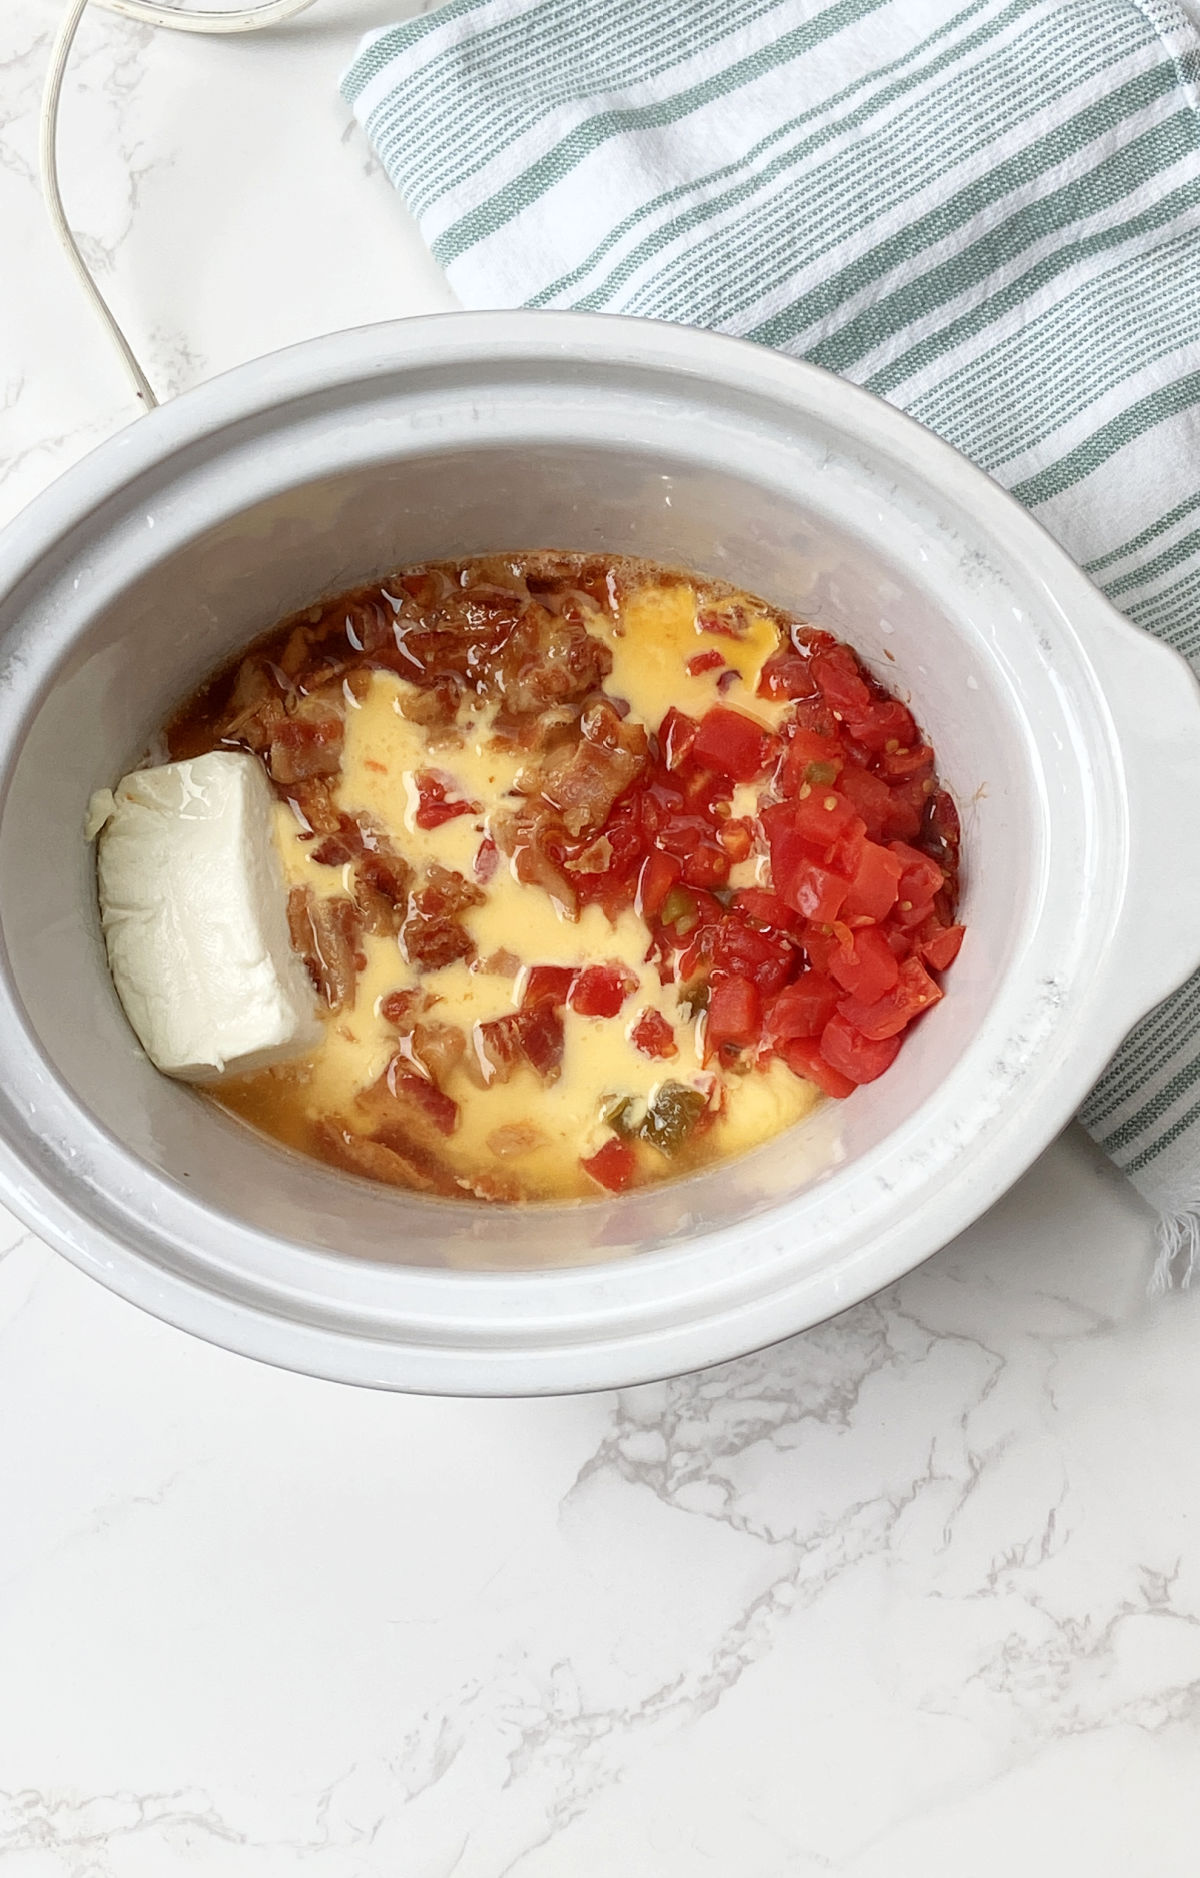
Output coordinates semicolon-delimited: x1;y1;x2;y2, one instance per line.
473;835;500;883
570;963;638;1018
582;1137;638;1192
631;1008;678;1058
686;648;726;676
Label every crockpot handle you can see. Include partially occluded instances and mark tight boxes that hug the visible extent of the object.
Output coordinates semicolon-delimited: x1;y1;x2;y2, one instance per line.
1086;611;1200;1027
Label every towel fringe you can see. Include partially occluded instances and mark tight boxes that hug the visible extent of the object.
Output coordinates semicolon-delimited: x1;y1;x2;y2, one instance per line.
1152;1207;1200;1293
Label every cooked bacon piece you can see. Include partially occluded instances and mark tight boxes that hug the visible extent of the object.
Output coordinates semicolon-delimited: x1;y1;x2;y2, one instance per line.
358;1058;460;1138
455;1168;522;1203
287;887;363;1011
395;680;460;730
380;988;422;1028
310;816;363;867
486;1121;548;1158
219;657;288;753
287;777;342;837
308;815;412;935
315;1119;448;1194
492;603;612;715
490;804;577;916
472;1012;525;1087
413;769;481;830
358;844;412;908
537;700;648;837
400;863;485;970
474;948;521;978
473;1004;565;1087
268;709;344;786
394;1020;467;1087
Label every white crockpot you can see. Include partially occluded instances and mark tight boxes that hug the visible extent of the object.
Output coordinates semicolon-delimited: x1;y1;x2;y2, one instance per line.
1;311;1198;1393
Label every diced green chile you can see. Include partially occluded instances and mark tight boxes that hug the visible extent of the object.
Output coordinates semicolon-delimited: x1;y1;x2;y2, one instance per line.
600;1094;641;1138
640;1082;707;1155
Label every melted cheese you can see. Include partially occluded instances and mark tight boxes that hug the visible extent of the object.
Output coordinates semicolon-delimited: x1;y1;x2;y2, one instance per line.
212;571;821;1201
595;582;791;730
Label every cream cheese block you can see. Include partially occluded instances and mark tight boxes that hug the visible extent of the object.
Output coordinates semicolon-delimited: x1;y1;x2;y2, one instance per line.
93;750;320;1081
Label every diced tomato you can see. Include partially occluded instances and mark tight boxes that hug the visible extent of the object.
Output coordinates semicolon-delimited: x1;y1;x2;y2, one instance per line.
660;707;699;770
762;973;841;1043
837;955;943;1041
522;964;577;1009
828;925;900;1003
717;817;755;862
412;770;479;830
789;696;841;740
785;857;849;925
711;917;795;996
779;1035;856;1099
682;844;730;890
844;697;917;753
811;649;872;718
636;846;683;919
829;818;867;883
570;963;638;1018
733;889;796;931
692;706;775;783
890;841;946;907
835;766;895;843
631;1007;678;1058
879;776;926;842
841;839;902;922
686;648;726;676
757;650;820;701
878;742;935;783
801;929;838;974
818;1014;901;1084
918;922;965;971
779;727;845;795
656;812;710;858
705;977;762;1056
680;764;728;812
582;1137;638;1192
761;794;857;872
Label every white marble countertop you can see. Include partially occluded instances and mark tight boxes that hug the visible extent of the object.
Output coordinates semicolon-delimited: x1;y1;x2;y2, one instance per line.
3;5;1200;1872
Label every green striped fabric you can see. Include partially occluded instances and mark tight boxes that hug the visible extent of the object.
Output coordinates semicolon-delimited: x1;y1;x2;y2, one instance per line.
343;0;1200;1281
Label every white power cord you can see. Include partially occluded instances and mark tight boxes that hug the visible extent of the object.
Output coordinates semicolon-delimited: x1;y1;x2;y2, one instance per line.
40;0;320;412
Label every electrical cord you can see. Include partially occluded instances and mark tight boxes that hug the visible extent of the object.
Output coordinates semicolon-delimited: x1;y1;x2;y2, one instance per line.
40;0;320;412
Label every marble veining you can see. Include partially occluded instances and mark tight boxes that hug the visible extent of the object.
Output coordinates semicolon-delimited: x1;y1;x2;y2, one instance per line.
2;3;1200;1873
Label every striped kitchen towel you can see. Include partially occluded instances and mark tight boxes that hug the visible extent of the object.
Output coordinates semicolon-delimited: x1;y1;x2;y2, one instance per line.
343;0;1200;1283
